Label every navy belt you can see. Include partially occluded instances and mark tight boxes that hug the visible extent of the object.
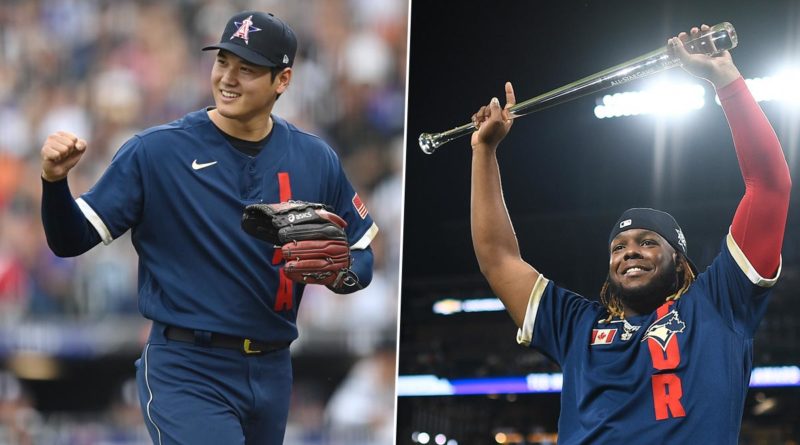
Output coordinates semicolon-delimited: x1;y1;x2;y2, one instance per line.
164;326;289;355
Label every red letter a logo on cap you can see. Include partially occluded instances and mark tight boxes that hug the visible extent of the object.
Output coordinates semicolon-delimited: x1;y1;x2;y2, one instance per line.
231;15;261;45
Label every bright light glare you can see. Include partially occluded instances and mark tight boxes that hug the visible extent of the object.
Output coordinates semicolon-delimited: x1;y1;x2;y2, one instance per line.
418;432;431;444
397;374;454;396
433;297;505;315
594;83;705;119
495;432;507;443
435;434;447;444
779;70;800;104
597;70;800;119
447;440;459;445
750;366;800;387
714;70;800;106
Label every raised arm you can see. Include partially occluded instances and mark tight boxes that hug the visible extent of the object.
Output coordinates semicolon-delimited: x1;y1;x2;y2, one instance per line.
671;26;791;279
40;131;101;257
470;82;541;327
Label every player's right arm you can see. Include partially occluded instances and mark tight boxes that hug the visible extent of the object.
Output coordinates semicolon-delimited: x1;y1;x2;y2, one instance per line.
670;26;791;281
40;131;101;257
470;82;541;328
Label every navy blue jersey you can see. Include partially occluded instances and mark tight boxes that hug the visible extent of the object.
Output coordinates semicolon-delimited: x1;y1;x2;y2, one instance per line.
76;110;378;342
516;233;777;444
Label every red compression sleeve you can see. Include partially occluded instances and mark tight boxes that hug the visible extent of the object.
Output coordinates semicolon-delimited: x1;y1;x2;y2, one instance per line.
719;77;791;278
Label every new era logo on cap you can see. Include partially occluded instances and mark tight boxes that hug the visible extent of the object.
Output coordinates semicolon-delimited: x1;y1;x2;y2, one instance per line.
619;219;632;228
676;228;687;251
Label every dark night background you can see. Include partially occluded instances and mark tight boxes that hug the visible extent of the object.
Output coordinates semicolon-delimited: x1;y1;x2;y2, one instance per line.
399;0;800;443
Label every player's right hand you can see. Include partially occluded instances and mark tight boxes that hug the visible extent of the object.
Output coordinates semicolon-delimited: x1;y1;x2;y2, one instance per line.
471;81;515;151
668;24;740;89
40;131;87;182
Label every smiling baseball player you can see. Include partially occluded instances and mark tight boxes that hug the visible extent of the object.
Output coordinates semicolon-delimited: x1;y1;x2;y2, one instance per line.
39;11;378;444
470;25;790;442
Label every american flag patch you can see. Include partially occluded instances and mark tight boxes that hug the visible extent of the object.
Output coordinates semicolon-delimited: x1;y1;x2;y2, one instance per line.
352;193;368;219
591;328;616;345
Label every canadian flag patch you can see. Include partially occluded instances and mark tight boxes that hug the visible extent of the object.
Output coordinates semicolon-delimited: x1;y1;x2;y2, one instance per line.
352;193;368;219
591;328;616;345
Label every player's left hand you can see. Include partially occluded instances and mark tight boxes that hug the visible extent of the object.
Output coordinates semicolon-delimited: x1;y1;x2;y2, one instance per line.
241;201;353;288
471;82;516;151
281;239;352;287
668;24;740;88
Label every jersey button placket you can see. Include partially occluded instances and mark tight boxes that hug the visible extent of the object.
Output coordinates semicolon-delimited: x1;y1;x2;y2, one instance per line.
239;160;252;199
244;161;259;199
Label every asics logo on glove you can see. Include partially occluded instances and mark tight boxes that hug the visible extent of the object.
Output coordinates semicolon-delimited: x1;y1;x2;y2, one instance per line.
287;211;313;223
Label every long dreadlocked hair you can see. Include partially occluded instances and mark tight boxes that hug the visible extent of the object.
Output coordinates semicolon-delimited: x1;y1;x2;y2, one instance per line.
599;253;696;322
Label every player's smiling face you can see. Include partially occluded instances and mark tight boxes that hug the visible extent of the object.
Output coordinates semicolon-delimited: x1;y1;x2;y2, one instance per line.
608;229;679;314
210;50;290;123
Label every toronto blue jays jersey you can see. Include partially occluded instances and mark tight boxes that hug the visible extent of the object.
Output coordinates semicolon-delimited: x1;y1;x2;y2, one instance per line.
75;110;378;342
516;233;778;444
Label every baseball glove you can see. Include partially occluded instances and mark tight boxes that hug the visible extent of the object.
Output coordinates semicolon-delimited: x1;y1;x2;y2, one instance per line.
242;201;352;287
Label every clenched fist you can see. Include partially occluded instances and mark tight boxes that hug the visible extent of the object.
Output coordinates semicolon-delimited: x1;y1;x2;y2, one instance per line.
40;131;87;182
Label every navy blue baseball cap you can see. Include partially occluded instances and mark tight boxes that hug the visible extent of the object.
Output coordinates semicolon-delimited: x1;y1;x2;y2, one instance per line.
203;11;297;68
609;208;698;275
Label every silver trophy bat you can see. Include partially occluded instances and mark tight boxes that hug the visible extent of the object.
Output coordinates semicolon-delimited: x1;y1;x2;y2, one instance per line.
419;22;737;154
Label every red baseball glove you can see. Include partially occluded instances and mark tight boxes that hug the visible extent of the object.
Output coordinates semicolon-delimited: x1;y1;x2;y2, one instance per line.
242;201;352;287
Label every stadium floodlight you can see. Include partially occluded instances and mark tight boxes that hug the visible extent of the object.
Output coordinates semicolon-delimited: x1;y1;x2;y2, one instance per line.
594;71;800;119
433;297;505;315
594;83;705;119
398;366;799;396
714;71;800;106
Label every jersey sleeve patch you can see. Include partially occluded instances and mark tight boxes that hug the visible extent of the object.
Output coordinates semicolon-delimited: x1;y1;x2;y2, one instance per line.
351;222;379;250
75;197;114;245
726;230;780;288
352;193;368;219
516;274;550;346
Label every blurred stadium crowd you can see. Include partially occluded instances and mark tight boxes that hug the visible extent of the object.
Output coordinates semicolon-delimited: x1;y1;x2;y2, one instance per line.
0;0;406;443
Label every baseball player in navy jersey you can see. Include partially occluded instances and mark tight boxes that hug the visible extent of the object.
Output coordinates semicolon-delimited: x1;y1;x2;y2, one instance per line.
39;11;378;445
470;25;791;443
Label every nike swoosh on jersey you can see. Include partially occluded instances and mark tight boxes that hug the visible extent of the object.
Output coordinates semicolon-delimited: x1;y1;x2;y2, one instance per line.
192;160;218;170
